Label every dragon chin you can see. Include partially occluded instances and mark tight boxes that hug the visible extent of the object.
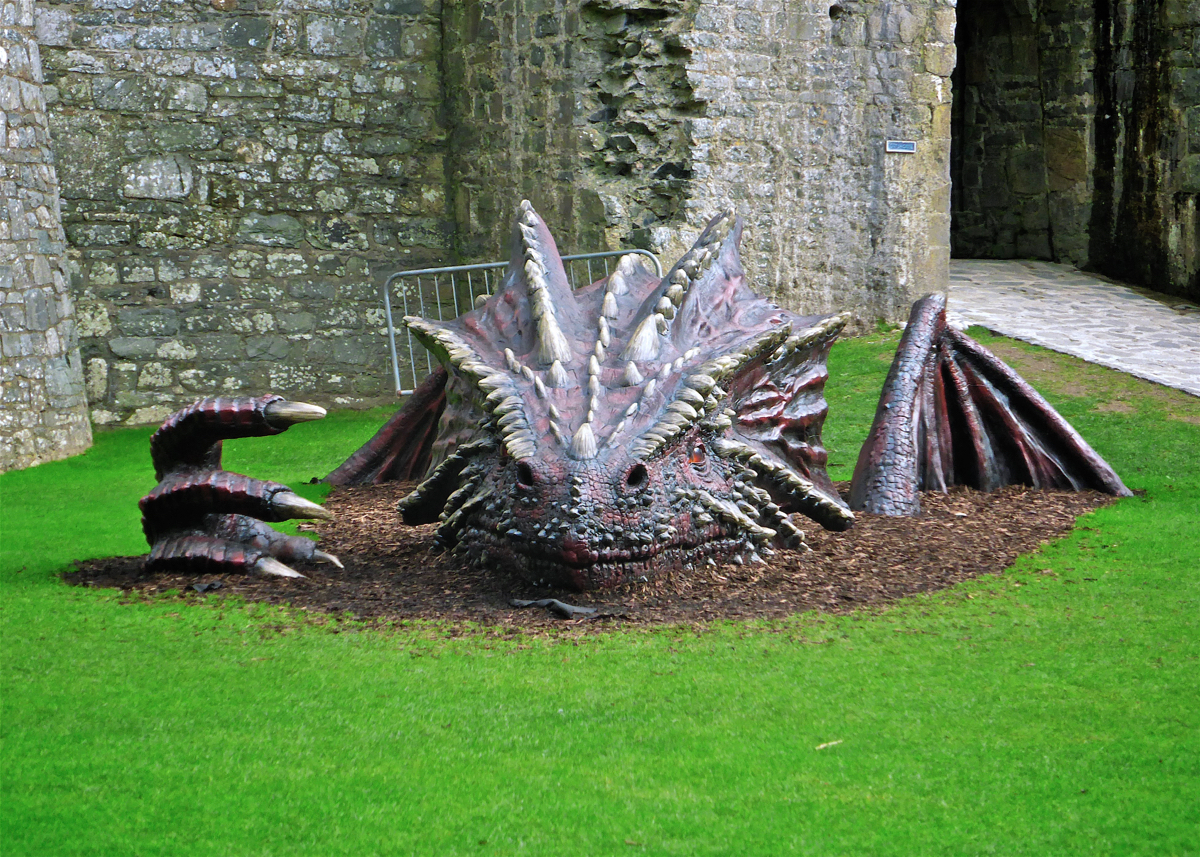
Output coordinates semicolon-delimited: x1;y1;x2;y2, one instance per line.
452;523;755;590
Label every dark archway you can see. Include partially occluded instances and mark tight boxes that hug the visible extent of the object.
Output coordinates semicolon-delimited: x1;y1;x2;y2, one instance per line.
950;0;1054;261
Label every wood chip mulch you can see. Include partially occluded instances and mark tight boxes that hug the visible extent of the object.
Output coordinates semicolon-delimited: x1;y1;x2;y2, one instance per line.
66;482;1113;631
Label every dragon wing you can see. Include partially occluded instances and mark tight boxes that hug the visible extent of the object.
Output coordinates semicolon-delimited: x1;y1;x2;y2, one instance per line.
849;293;1132;515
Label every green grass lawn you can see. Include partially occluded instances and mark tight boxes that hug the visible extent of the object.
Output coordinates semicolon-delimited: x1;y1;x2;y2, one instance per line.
3;332;1198;856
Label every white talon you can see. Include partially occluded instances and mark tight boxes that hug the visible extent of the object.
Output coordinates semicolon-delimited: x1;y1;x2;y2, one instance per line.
256;557;305;578
273;491;335;521
263;400;327;427
314;550;344;569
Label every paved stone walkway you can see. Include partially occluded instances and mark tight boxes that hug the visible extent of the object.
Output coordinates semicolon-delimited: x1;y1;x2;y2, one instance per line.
945;259;1200;398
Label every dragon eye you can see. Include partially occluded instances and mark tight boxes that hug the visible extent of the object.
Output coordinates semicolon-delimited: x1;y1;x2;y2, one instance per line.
688;444;707;468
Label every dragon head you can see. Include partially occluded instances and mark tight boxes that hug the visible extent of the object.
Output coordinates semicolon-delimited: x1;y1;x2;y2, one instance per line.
399;202;854;589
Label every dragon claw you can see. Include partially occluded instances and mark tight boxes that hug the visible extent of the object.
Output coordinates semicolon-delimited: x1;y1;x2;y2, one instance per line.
272;491;335;521
263;400;328;428
141;396;336;580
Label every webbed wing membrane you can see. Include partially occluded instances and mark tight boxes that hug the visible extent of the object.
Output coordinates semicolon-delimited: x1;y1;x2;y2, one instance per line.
716;314;854;530
324;367;448;486
849;293;1132;515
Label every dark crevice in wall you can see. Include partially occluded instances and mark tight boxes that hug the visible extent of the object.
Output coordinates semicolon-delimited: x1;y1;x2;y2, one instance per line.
1089;0;1172;287
577;0;702;249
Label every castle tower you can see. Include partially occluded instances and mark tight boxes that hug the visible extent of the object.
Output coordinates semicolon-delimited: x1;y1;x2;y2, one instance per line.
0;0;92;472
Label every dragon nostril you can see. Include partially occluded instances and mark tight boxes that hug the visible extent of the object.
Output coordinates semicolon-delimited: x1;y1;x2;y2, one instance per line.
625;463;648;489
516;461;535;488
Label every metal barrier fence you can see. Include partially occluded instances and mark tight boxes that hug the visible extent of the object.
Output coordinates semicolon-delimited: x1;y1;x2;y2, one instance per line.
382;249;662;395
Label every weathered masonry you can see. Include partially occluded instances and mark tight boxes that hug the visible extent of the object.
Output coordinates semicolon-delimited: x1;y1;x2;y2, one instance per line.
1;0;1197;463
1;0;92;471
17;0;957;432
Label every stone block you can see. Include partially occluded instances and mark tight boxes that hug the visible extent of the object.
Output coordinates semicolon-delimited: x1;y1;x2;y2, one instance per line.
109;336;157;357
246;335;290;359
236;213;305;247
189;254;229;278
229;250;265;278
122;154;194;200
1171;68;1200;107
163;80;207;113
224;17;271;49
193;333;245;360
176;23;224;50
287;278;337;300
66;222;131;245
169;281;201;303
306;216;369;250
34;6;73;46
923;42;956;78
92;77;154;112
117;307;178;336
283;95;332;123
277;311;316;333
368;17;405;58
134;25;173;50
1165;0;1200;28
23;288;53;331
306;17;365;57
1179;154;1200;193
76;304;113;337
1007;149;1047;196
85;356;107;401
1045;127;1088;189
266;252;310;277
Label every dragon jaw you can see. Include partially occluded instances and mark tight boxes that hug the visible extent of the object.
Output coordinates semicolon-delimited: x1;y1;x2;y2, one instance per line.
398;201;854;590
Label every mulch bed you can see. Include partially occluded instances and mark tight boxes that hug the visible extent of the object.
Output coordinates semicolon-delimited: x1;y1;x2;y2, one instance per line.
66;483;1112;630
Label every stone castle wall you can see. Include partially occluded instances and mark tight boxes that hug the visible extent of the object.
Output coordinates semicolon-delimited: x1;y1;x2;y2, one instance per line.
34;0;955;425
448;0;954;320
1090;0;1200;298
36;0;450;426
1;0;92;472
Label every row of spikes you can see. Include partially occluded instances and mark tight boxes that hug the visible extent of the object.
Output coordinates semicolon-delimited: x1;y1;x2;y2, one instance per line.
518;201;574;367
630;312;851;461
402;317;541;461
396;437;496;519
560;215;733;461
709;434;856;529
620;212;734;364
567;253;645;461
494;236;723;461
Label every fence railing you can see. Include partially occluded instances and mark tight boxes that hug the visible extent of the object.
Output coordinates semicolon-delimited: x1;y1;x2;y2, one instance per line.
382;249;662;395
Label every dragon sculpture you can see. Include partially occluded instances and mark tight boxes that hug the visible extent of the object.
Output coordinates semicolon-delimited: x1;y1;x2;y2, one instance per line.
139;202;1131;591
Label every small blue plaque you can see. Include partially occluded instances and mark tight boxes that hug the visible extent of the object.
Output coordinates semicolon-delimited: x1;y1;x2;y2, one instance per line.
886;140;917;154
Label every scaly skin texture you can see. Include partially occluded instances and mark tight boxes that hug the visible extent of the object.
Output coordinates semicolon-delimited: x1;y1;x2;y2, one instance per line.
339;202;855;589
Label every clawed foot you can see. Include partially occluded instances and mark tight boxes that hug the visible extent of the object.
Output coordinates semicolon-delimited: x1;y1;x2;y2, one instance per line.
141;395;342;579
